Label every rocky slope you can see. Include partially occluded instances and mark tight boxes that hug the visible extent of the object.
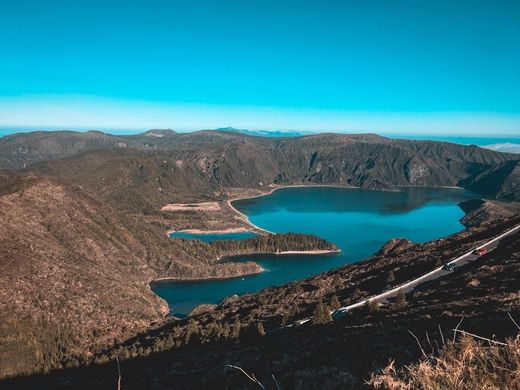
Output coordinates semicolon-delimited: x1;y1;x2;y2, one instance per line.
0;129;518;386
461;159;520;201
459;198;520;227
0;129;178;170
5;130;516;215
0;173;334;378
3;217;518;389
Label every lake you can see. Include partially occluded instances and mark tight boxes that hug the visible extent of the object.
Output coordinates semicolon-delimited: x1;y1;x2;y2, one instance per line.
152;186;475;316
169;231;257;242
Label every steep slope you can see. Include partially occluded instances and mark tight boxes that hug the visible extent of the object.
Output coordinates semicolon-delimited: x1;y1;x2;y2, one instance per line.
18;130;518;214
459;198;520;226
461;159;520;201
0;129;179;170
3;218;519;389
0;174;337;378
0;175;169;377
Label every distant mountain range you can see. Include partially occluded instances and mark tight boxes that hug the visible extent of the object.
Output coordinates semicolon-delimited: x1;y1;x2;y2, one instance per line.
1;129;518;205
215;127;313;137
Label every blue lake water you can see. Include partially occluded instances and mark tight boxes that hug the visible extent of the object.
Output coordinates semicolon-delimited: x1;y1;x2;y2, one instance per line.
152;187;475;316
169;231;258;242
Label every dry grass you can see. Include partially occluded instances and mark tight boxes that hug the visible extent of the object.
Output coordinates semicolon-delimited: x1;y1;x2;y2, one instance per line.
368;328;520;390
161;202;221;212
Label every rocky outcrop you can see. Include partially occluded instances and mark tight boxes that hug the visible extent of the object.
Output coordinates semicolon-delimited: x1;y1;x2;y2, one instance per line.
459;198;520;227
375;238;414;257
461;160;520;201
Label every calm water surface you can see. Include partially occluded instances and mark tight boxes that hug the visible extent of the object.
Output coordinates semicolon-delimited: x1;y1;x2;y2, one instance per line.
169;231;258;242
153;187;474;316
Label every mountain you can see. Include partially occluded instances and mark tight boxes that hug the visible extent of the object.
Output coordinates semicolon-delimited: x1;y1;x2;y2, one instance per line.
1;130;516;215
215;127;314;137
0;129;519;385
3;217;519;389
0;173;334;378
459;198;520;226
0;129;180;170
461;159;520;201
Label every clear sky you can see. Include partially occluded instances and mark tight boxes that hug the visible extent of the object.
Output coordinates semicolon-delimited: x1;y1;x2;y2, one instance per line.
1;0;519;134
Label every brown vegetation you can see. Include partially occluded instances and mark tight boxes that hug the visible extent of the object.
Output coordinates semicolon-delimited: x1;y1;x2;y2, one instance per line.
0;130;519;387
2;218;516;389
369;327;520;389
0;175;335;378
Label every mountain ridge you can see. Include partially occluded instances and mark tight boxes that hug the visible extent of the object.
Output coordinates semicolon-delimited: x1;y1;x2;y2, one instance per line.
1;130;517;214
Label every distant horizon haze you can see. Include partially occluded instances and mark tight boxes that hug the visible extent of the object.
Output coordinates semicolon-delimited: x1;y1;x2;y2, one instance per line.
0;96;519;137
1;1;519;135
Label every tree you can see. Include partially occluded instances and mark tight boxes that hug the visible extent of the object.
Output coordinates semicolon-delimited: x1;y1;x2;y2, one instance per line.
330;295;341;310
366;300;380;314
332;275;343;291
352;288;364;301
222;322;231;339
230;318;241;340
240;321;265;342
255;322;265;337
394;289;407;310
312;301;332;324
281;304;301;326
183;320;200;345
281;312;290;327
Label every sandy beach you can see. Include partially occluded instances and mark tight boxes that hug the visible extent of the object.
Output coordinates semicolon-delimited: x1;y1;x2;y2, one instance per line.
167;227;253;235
276;249;341;255
161;202;221;212
152;266;266;282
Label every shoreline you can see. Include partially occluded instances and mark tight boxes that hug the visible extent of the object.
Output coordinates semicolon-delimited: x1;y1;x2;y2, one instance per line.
226;184;358;233
151;266;266;283
164;183;469;237
151;248;341;283
276;249;341;255
226;183;467;234
221;248;342;258
167;227;254;236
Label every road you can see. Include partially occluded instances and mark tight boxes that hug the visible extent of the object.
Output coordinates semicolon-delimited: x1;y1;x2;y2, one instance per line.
292;223;520;326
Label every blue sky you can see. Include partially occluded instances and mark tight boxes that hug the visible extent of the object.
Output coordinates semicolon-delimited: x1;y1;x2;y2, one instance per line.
1;0;519;134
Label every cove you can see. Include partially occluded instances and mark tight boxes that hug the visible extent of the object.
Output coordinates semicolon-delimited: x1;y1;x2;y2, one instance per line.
153;187;475;316
169;231;257;242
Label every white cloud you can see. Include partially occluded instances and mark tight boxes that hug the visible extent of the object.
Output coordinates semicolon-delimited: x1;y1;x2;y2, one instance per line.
483;143;520;154
0;94;519;135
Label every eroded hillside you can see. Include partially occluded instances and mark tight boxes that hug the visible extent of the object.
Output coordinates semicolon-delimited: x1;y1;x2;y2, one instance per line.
0;174;334;378
1;130;517;214
2;218;518;389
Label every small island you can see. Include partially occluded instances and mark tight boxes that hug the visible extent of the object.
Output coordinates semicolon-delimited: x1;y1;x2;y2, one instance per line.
153;233;340;282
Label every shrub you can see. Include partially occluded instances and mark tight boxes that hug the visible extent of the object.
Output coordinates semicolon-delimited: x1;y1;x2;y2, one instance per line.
281;304;301;326
255;322;265;337
366;300;380;314
352;288;364;301
394;290;407;310
369;333;520;389
330;295;341;310
312;302;332;324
